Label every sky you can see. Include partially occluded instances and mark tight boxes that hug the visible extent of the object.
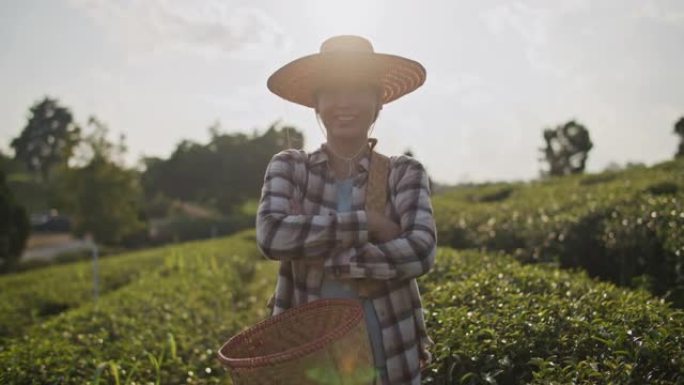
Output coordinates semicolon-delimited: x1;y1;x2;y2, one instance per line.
0;0;682;184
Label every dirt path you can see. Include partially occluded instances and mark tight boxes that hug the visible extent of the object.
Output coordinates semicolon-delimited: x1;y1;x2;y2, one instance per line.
20;232;93;263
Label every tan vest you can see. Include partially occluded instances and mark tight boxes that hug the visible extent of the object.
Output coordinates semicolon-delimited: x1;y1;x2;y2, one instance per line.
349;147;390;298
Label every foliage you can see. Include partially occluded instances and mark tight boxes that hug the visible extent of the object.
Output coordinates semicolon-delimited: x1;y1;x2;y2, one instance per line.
595;194;684;303
10;97;81;182
57;157;146;245
0;231;277;384
675;116;684;158
433;157;684;306
55;118;146;245
71;116;129;166
1;234;683;384
2;138;61;213
0;150;26;175
0;169;30;272
141;121;304;215
540;120;593;177
422;249;684;385
0;240;188;341
149;213;253;245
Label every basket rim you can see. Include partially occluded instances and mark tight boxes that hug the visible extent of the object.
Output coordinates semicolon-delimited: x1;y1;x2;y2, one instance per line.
217;298;364;368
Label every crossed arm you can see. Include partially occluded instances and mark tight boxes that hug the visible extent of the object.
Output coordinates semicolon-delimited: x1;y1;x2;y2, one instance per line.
256;150;437;280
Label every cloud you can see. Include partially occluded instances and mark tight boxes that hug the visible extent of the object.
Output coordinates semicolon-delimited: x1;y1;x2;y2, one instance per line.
480;0;683;79
67;0;290;60
481;2;568;76
426;72;496;109
482;3;549;46
632;0;684;25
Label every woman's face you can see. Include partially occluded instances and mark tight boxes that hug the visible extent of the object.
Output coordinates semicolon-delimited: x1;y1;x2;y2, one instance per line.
315;82;381;141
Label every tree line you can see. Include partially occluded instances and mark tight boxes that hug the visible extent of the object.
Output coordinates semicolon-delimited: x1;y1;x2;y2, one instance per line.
1;95;682;272
0;96;303;272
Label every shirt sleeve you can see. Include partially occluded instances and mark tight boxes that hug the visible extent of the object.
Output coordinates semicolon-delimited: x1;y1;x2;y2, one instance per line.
256;150;369;261
324;157;437;280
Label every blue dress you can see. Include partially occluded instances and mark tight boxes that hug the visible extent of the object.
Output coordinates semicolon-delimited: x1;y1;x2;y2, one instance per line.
320;177;387;380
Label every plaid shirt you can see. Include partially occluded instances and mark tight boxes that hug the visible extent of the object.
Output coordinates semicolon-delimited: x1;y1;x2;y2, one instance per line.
256;143;437;385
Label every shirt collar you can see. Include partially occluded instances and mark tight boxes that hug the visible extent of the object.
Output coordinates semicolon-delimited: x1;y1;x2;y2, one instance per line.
309;139;377;172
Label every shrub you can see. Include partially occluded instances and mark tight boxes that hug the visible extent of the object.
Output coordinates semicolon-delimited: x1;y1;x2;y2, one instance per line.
645;181;679;196
0;230;277;385
2;235;683;384
0;170;30;273
433;157;684;306
150;214;253;245
422;248;684;385
0;233;259;341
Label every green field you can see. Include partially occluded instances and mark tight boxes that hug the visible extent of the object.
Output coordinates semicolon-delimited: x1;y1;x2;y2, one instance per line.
1;233;683;384
0;231;278;384
433;158;684;307
2;159;683;384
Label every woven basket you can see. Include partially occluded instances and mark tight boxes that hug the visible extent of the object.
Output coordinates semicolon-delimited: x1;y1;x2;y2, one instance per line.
217;299;375;385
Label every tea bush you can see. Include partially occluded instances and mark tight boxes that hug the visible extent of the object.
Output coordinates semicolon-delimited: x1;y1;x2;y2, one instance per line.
432;157;684;306
0;236;261;342
2;232;683;384
422;248;684;385
0;230;278;385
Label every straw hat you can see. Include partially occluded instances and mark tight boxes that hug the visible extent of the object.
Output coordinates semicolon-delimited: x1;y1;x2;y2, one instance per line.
267;35;426;108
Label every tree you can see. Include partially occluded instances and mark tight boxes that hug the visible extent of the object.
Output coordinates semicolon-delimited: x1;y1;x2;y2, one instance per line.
0;169;30;272
0;150;26;175
10;97;81;182
141;121;304;215
675;116;684;158
58;117;145;245
539;120;593;177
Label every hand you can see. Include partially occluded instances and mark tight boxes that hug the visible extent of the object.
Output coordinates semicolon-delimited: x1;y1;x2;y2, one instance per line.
367;211;401;243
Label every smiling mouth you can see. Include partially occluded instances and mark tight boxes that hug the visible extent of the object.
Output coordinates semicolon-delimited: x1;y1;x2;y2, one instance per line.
336;115;356;122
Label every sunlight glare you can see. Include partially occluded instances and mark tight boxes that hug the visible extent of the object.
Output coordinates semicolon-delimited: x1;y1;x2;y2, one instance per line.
307;0;387;36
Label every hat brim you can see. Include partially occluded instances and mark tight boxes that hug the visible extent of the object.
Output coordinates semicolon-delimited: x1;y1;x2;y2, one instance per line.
267;52;426;108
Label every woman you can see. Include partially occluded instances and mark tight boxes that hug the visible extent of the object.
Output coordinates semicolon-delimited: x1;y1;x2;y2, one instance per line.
256;35;437;385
